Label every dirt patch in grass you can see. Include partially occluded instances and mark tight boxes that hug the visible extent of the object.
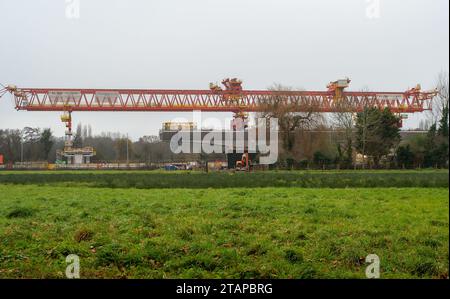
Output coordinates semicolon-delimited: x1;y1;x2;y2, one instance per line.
74;229;94;242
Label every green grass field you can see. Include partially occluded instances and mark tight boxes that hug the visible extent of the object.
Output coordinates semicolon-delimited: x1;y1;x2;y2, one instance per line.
0;170;448;278
0;169;448;188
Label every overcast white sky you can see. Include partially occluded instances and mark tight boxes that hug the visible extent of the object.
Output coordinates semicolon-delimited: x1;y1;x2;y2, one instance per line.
0;0;449;140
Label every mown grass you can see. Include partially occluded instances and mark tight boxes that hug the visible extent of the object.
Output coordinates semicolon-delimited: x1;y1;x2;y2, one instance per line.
0;184;448;278
0;169;448;188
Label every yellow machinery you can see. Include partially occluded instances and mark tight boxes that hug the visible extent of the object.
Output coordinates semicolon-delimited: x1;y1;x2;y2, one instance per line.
327;78;351;101
57;110;96;164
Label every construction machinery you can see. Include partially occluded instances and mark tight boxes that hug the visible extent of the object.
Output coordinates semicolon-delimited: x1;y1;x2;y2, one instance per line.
55;110;95;164
0;78;438;167
327;78;351;101
162;122;197;131
235;152;251;172
0;78;436;114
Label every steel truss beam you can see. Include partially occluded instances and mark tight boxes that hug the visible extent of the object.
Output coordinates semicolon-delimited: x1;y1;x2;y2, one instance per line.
6;86;436;113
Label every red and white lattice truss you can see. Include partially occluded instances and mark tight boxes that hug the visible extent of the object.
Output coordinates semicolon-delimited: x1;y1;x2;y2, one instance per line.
0;79;438;114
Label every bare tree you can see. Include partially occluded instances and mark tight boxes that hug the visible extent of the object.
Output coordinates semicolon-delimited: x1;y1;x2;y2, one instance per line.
427;71;449;125
257;84;324;164
88;125;92;138
114;136;133;162
82;125;88;139
22;127;41;143
332;101;355;168
21;127;42;161
436;71;449;129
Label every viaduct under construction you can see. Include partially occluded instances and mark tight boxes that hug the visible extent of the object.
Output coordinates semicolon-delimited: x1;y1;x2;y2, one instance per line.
0;78;438;166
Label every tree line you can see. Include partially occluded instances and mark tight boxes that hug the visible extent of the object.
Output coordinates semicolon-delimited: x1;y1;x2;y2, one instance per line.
260;72;449;169
0;124;202;165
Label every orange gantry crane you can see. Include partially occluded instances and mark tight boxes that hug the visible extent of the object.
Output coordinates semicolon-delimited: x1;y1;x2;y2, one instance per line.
0;77;438;136
0;78;437;114
0;78;437;166
0;77;438;127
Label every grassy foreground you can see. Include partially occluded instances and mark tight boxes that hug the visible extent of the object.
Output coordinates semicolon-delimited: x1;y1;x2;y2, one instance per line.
0;182;448;278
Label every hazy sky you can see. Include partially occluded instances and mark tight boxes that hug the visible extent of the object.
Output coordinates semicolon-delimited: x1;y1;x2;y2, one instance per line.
0;0;449;140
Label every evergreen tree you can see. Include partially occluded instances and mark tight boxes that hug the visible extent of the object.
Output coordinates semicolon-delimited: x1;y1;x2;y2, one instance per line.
355;108;401;166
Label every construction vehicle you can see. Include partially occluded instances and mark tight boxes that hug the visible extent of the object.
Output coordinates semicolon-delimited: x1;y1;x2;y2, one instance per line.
235;152;251;171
